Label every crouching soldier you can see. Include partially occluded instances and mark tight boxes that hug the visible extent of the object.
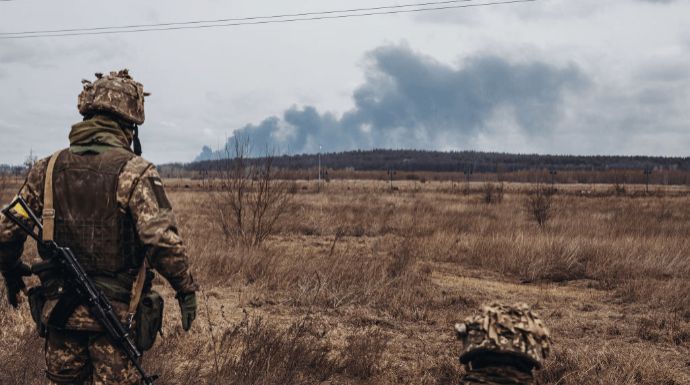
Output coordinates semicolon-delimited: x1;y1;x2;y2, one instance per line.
455;303;552;385
0;69;198;385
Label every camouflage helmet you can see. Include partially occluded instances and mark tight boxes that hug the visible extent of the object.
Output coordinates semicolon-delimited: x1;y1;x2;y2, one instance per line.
455;302;551;369
78;69;148;125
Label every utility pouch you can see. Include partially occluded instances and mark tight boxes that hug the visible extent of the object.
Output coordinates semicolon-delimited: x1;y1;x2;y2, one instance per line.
27;286;47;338
134;290;164;351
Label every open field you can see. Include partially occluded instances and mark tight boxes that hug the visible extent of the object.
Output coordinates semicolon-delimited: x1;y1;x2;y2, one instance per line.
1;178;689;384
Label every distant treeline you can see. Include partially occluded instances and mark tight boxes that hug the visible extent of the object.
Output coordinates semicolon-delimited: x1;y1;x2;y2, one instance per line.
0;164;27;176
158;149;690;185
174;149;690;173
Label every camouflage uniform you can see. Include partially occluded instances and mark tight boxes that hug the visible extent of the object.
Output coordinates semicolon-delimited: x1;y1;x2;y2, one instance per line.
455;303;552;385
0;70;197;385
45;328;141;385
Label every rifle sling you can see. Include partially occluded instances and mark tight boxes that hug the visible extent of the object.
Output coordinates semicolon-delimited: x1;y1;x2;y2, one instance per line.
128;261;147;319
42;150;63;242
43;149;71;327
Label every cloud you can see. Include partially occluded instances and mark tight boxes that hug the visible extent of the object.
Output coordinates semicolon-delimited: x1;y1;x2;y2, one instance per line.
196;45;586;160
0;41;51;77
0;42;42;65
0;39;130;78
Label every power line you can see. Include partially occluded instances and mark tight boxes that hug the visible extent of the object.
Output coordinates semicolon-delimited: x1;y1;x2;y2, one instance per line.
0;0;538;40
1;0;477;36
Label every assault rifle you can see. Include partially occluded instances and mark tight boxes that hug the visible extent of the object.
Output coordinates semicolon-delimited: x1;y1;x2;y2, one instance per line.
1;196;158;385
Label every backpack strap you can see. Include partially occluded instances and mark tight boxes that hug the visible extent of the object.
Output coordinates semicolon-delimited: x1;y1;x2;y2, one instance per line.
42;150;64;242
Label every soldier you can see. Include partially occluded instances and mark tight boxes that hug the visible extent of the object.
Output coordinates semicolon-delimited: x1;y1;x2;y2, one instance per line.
0;69;198;385
455;303;552;385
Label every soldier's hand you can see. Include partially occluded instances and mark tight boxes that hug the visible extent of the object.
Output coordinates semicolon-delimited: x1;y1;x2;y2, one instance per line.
2;262;31;308
176;292;197;331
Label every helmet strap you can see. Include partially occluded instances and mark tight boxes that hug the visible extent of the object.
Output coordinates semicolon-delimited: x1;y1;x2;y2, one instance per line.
133;125;142;156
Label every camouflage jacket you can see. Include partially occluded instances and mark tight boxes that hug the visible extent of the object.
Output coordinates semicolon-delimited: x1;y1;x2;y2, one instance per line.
0;116;196;330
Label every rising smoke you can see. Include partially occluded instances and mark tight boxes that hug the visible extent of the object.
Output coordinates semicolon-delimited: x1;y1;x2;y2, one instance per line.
196;45;587;161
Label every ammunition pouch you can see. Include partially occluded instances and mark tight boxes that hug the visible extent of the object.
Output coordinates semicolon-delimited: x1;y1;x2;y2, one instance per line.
27;286;47;338
134;290;164;351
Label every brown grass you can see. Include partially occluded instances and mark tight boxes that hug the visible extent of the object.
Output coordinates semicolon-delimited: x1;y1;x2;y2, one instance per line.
1;179;689;384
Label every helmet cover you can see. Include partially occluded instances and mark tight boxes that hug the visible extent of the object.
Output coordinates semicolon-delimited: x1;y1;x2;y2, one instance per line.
78;69;148;125
455;303;551;369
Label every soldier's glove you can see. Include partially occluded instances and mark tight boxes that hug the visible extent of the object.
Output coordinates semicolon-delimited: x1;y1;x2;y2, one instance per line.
1;261;31;308
176;292;197;331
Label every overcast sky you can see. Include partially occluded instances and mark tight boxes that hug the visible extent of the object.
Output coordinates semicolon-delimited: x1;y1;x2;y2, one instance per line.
1;0;689;164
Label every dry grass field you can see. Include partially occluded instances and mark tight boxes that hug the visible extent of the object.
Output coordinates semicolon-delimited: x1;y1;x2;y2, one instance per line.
1;177;689;384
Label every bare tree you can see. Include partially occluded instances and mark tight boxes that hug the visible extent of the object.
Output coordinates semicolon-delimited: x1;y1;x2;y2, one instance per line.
214;137;294;247
525;185;555;227
482;182;504;204
23;149;37;174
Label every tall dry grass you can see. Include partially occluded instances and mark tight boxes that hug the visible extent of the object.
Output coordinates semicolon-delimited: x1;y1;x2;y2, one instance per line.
0;180;688;384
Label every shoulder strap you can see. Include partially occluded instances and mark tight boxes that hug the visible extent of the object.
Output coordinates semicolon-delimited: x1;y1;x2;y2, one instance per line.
127;261;147;322
42;150;64;242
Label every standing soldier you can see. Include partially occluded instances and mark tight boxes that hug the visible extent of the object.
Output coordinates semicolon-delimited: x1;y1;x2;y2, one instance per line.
455;303;552;385
0;70;198;385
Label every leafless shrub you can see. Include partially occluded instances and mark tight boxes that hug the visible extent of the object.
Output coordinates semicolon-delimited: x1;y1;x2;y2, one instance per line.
214;136;294;247
387;239;417;279
517;237;589;283
482;182;504;204
525;186;555;226
611;182;626;196
23;150;37;175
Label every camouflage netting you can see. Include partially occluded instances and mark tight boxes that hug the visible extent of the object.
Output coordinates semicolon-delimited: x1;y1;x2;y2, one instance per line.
455;303;551;369
78;69;148;125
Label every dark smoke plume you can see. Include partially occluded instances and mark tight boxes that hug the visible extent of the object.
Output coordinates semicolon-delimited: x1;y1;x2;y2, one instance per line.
196;45;586;160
